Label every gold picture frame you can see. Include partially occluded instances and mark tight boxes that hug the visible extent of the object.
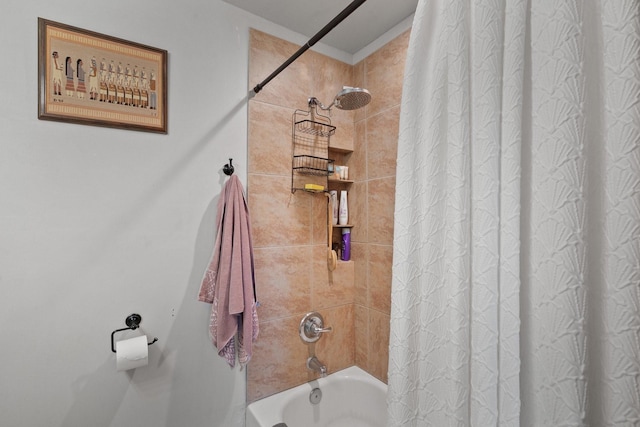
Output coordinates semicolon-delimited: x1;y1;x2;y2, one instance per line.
38;18;168;134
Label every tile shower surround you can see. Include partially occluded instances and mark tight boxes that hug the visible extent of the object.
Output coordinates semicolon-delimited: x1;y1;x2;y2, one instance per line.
247;28;409;402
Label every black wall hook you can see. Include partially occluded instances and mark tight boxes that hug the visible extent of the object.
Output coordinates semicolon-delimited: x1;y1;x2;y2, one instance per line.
111;313;158;353
223;158;234;176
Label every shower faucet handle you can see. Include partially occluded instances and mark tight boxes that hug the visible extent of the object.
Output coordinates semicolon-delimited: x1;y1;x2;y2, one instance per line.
299;312;332;343
311;323;333;335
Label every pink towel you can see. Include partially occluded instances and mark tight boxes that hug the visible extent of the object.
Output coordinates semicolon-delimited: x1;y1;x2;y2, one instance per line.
198;175;259;367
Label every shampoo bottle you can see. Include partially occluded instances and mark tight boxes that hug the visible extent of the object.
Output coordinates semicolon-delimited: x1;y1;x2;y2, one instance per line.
338;191;348;225
341;228;351;261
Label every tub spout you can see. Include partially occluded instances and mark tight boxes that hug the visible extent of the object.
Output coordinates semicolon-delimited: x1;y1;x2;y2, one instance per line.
306;356;327;377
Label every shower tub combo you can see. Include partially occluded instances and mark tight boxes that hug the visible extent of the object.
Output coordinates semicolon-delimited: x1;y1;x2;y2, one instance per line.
246;366;387;427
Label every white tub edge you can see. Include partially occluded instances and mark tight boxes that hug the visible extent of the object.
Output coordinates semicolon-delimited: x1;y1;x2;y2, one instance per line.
246;366;386;427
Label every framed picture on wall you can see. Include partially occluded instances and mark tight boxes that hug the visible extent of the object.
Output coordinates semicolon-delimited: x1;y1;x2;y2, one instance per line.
38;18;168;134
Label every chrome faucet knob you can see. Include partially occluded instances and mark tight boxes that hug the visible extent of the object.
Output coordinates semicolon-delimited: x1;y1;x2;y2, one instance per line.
299;312;332;343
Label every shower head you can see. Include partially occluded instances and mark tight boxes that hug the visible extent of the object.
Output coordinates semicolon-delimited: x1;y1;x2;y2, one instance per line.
333;86;371;110
308;86;371;112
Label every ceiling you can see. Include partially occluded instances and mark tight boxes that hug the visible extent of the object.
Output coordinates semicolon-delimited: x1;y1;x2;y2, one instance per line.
223;0;419;54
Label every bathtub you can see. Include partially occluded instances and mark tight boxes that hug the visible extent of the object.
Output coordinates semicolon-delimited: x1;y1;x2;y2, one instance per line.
246;366;387;427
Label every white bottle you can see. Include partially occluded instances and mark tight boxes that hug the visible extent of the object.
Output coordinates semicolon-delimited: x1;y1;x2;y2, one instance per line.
330;190;338;225
338;191;348;225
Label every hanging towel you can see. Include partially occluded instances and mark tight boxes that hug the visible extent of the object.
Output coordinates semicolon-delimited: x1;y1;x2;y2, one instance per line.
198;175;259;367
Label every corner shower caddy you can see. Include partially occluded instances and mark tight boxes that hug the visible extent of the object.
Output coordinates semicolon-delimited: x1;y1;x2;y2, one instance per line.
291;107;336;193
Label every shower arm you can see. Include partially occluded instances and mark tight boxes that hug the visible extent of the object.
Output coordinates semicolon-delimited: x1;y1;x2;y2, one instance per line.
250;0;368;96
308;97;332;110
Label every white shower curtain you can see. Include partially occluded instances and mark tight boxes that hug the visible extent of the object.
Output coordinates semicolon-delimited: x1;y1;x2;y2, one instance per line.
388;0;640;425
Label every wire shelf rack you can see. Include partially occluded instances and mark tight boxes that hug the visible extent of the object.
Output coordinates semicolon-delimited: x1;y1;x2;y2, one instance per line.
293;155;335;176
291;109;335;193
294;119;336;138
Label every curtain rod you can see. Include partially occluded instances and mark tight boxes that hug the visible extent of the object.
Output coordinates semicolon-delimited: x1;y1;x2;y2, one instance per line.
251;0;368;96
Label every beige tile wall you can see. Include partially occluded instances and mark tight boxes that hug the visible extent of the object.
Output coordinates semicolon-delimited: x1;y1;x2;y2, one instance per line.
352;30;409;383
247;28;409;402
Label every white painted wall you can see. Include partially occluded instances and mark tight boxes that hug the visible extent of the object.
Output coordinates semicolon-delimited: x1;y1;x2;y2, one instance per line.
0;1;342;426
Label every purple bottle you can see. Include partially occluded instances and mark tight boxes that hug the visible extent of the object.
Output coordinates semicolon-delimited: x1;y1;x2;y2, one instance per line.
341;228;351;261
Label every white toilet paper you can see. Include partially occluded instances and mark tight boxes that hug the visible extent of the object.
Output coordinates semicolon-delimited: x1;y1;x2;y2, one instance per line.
115;335;149;371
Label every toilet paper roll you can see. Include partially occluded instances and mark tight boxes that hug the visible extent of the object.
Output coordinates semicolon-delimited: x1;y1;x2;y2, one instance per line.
115;335;149;371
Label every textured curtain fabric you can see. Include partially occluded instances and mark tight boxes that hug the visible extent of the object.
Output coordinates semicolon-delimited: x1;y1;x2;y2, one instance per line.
388;0;640;426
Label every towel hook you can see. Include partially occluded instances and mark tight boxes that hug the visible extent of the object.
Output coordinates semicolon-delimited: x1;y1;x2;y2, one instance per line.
111;313;158;353
223;158;234;176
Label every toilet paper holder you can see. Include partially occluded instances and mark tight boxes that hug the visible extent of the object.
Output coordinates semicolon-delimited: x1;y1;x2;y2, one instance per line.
111;313;158;353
